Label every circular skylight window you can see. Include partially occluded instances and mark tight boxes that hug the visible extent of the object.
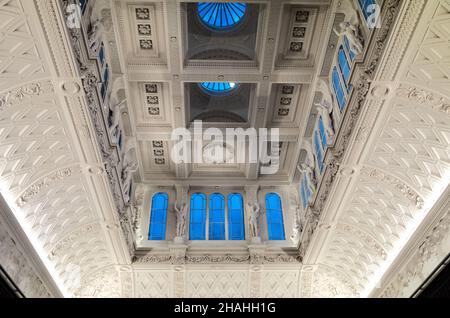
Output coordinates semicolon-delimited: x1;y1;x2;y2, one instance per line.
197;2;247;30
200;82;237;94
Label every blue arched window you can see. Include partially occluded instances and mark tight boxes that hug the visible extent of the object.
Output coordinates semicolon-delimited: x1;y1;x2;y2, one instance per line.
318;117;328;150
300;175;312;209
148;192;168;240
344;36;356;61
197;2;247;30
209;193;225;240
200;82;237;94
190;193;207;240
265;193;285;240
98;42;106;66
332;66;347;111
314;131;324;173
338;46;351;84
100;64;109;101
228;193;245;240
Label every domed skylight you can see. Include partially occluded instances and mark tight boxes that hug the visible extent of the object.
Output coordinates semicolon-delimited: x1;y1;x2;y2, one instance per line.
200;82;237;94
197;2;247;30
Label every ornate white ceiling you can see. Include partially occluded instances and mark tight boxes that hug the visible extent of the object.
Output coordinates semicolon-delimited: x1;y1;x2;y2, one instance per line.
0;0;448;298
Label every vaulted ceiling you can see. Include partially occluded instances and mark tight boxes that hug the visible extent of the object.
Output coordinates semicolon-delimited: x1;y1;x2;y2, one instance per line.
0;0;448;298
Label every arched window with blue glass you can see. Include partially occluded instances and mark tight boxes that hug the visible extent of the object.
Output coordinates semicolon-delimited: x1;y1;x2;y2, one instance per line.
332;66;347;112
209;193;225;240
189;193;207;240
228;193;245;240
318;116;328;150
265;193;285;241
197;2;247;30
100;64;109;101
300;175;312;209
148;192;168;240
314;130;324;173
200;82;237;95
338;46;351;85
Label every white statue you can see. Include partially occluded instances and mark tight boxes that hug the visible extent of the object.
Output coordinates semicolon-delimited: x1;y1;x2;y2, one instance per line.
88;19;104;53
247;201;260;238
302;139;316;171
315;101;335;145
316;78;333;111
121;161;138;203
334;21;364;56
107;78;127;144
298;163;317;194
121;147;138;203
336;0;360;27
174;202;188;238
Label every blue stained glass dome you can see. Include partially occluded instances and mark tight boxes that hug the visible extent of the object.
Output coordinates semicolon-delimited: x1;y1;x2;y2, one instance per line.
197;2;247;30
200;82;237;94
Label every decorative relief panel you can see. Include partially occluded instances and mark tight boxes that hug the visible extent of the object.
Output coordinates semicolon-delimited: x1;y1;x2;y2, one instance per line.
272;84;300;123
186;271;248;298
0;1;46;90
284;8;317;59
135;271;171;298
130;5;158;56
261;271;299;298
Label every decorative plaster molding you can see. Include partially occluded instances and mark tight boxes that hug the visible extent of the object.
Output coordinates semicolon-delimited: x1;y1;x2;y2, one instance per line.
133;253;301;265
337;223;388;260
360;167;425;209
0;81;53;112
16;166;81;207
396;85;450;116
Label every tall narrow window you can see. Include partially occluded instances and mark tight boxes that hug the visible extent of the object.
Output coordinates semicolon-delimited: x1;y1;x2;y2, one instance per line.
190;193;207;240
209;193;225;240
148;192;168;240
265;193;285;240
332;67;347;111
101;64;109;101
344;36;356;61
98;42;106;66
300;181;308;209
228;193;245;240
318;117;328;150
338;46;351;84
314;131;324;173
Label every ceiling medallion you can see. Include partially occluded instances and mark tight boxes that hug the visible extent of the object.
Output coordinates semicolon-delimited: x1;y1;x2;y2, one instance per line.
203;141;234;164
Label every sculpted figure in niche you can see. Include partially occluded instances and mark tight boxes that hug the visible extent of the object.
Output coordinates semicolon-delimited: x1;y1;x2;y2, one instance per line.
247;201;261;238
121;148;138;203
333;21;364;55
88;19;104;53
174;202;188;238
108;78;127;144
302;139;318;188
316;78;333;111
298;163;317;195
